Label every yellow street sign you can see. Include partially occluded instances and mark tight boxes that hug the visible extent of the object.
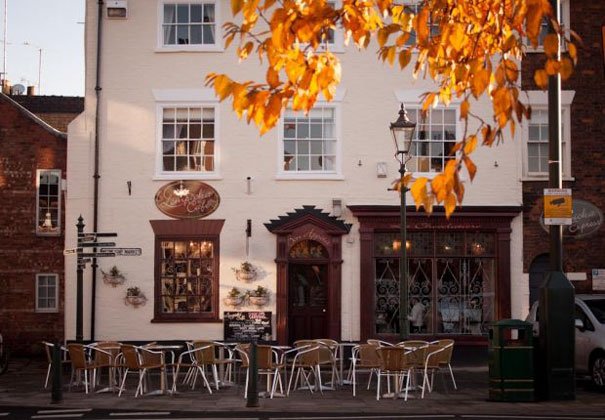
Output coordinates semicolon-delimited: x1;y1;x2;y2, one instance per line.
544;188;572;225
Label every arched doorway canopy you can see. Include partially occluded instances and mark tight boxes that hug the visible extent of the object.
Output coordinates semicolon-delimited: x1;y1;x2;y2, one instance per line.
265;206;351;344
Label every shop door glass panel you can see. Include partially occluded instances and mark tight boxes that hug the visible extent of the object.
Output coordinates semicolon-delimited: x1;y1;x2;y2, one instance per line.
288;263;328;343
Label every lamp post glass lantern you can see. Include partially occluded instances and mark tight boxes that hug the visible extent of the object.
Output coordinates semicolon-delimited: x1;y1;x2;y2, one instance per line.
390;103;416;340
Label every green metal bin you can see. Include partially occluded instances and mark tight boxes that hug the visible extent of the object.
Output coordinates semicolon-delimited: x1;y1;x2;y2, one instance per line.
488;319;535;402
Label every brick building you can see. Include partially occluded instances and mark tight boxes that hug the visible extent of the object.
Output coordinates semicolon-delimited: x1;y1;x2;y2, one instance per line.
0;93;83;354
521;1;605;303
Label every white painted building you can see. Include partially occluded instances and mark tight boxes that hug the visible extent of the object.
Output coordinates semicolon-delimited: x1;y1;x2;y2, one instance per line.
66;0;526;344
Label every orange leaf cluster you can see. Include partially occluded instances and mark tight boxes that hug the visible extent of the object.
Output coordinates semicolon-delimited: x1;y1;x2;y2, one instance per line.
206;0;578;218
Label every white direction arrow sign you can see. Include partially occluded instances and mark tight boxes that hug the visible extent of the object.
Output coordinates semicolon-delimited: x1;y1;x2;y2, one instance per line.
100;247;142;256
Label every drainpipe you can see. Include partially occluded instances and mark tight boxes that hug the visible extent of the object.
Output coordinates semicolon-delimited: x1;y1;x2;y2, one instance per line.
91;0;104;341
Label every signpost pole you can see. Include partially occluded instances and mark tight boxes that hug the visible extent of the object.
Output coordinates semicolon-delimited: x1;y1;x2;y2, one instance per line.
76;216;85;342
246;341;260;407
538;0;575;400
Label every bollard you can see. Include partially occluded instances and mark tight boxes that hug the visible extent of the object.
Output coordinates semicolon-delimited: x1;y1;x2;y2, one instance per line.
246;341;260;407
51;342;63;403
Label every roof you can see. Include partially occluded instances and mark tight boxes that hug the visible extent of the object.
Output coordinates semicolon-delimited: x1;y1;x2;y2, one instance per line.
10;95;84;114
0;92;67;139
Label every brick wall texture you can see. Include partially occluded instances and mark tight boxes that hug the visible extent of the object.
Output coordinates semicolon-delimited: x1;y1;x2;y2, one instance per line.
0;98;70;355
521;1;605;293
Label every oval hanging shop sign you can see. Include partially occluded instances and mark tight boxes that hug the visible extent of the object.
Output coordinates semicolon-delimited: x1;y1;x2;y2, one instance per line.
540;199;603;238
155;180;220;219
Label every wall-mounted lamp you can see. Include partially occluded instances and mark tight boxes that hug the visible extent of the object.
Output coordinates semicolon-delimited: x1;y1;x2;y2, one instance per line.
246;176;252;194
173;180;190;198
332;198;343;217
126;180;132;196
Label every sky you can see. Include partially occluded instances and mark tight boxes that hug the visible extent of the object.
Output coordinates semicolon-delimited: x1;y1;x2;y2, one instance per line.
0;0;85;97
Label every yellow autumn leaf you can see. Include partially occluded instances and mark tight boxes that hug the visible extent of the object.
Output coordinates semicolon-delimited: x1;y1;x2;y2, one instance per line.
267;67;280;88
231;0;244;16
460;99;469;119
386;46;396;66
544;59;560;75
568;42;577;63
534;69;548;88
449;24;466;52
503;59;518;81
415;7;430;45
560;57;573;80
543;34;559;58
463;135;477;155
410;177;428;209
470;69;490;98
463;155;477;181
398;50;411;70
444;193;457;218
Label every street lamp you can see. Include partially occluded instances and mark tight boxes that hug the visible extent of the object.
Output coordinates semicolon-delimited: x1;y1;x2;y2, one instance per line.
390;103;416;341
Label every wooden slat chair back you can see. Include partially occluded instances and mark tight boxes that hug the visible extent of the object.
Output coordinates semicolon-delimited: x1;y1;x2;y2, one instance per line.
349;343;381;396
419;339;457;397
287;344;324;395
171;345;213;395
376;346;414;401
117;344;164;397
236;345;285;399
67;343;107;394
191;340;235;390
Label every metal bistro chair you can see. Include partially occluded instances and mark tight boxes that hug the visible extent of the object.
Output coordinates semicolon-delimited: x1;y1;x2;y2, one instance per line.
287;343;325;395
376;346;414;401
233;344;285;399
117;344;165;397
42;341;70;389
421;339;457;397
66;343;112;394
171;344;214;394
189;340;236;391
348;343;381;396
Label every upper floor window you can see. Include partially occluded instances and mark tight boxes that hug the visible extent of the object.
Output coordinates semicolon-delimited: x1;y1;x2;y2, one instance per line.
526;0;569;51
159;1;221;51
36;274;58;313
407;107;457;174
521;89;574;179
159;106;216;175
525;108;569;177
281;107;339;176
36;170;61;236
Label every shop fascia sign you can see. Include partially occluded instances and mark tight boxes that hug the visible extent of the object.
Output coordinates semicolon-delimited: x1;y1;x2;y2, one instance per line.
540;197;603;238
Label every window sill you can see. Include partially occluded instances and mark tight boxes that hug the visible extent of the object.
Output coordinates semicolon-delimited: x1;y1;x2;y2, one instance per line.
35;309;59;314
155;45;224;53
521;176;575;182
275;173;344;181
36;232;62;237
151;316;222;323
154;174;223;181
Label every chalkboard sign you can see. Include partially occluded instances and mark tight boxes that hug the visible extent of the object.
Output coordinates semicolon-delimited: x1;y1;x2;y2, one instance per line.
223;311;272;342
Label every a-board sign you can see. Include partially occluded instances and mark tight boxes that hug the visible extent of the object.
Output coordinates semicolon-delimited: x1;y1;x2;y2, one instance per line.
223;311;272;342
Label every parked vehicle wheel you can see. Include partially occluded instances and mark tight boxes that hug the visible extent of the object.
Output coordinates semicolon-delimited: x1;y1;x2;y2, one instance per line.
590;353;605;391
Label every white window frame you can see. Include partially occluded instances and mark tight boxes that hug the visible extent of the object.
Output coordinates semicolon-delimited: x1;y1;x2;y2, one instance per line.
525;0;570;53
156;0;223;52
36;169;62;236
35;273;59;313
394;90;462;178
154;89;221;180
522;90;574;180
276;103;343;180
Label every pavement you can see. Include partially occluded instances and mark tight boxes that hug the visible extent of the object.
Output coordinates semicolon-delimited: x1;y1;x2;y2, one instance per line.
0;347;604;419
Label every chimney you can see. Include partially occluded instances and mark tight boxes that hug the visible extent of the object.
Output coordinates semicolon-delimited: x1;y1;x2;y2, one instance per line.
27;85;36;96
1;80;10;95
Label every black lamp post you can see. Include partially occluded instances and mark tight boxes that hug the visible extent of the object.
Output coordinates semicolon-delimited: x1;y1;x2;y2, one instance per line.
390;104;416;341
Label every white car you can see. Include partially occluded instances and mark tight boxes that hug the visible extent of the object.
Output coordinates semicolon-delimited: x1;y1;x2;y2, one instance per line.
526;294;605;391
